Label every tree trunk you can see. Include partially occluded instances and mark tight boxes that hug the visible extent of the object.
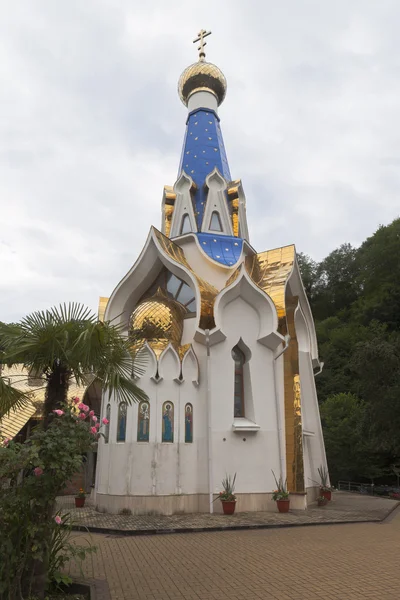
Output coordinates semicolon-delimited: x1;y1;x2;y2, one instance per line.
31;363;69;598
43;363;69;430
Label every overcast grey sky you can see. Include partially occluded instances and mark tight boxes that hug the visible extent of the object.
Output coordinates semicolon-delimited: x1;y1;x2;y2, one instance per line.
1;0;399;322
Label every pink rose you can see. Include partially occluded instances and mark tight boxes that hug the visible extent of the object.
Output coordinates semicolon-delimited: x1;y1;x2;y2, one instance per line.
92;416;97;423
78;403;85;410
95;422;100;429
89;410;94;417
34;467;43;477
102;418;109;425
53;409;64;416
82;404;89;413
54;515;62;525
3;438;11;446
90;426;97;434
73;397;80;404
79;412;86;420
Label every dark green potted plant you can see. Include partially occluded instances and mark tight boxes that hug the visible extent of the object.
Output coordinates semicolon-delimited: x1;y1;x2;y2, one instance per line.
216;473;237;514
317;466;332;501
272;471;290;512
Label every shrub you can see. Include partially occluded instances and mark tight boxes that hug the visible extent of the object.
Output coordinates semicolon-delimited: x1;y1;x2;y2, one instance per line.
0;401;99;599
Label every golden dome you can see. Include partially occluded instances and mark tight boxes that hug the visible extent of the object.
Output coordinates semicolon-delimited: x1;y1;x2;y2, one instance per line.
178;61;227;107
129;288;185;357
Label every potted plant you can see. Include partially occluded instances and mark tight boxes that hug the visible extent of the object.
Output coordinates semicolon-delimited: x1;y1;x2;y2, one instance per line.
215;473;237;515
272;471;290;513
317;466;332;501
317;495;328;507
75;488;86;508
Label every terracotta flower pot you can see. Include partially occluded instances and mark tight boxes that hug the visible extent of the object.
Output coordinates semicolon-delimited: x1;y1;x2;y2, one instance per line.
321;489;332;501
75;497;85;508
221;500;236;515
276;499;290;513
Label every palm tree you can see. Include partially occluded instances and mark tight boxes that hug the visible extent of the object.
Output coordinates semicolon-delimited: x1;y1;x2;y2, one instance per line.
0;304;147;598
0;302;147;427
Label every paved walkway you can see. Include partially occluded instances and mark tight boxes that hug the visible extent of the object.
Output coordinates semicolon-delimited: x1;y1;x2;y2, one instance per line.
71;505;400;599
57;492;398;533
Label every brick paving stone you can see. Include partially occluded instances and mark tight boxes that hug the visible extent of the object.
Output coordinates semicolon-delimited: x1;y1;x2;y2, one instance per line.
69;505;400;600
57;492;398;533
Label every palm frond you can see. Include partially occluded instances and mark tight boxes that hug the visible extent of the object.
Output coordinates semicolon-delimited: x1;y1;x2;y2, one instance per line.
1;303;148;409
0;376;31;417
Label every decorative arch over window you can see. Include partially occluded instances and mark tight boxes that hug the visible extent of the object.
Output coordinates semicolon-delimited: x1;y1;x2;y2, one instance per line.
137;400;150;442
232;346;245;418
185;403;193;443
117;402;127;442
209;211;222;232
180;214;191;235
162;401;174;443
105;403;111;444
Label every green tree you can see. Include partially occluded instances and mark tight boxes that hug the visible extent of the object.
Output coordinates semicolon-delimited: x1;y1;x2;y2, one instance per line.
296;252;318;299
313;243;360;321
320;393;365;484
354;218;400;329
0;303;147;598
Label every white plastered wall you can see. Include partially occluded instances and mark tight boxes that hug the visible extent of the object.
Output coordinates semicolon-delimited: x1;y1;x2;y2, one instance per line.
208;292;281;497
95;341;207;512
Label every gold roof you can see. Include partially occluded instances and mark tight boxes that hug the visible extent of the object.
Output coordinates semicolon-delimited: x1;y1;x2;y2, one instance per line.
98;296;109;322
130;288;186;358
153;228;218;329
245;245;295;331
178;61;227;107
0;366;88;444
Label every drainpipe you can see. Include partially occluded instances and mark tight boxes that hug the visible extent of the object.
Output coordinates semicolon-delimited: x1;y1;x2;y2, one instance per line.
205;329;214;514
273;335;291;482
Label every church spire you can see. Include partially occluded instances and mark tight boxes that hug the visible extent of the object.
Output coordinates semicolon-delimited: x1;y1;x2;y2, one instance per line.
162;32;249;264
177;31;231;230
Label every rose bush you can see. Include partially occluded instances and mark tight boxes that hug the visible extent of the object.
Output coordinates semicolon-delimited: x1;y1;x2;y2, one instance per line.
0;400;101;600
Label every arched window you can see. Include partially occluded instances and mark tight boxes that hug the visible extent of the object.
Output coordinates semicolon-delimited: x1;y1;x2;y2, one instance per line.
180;214;191;235
104;403;111;444
232;346;245;417
162;401;174;443
185;403;193;443
137;400;150;442
117;402;127;442
209;211;222;232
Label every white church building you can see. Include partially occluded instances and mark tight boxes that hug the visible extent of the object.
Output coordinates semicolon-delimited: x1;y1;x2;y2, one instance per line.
95;32;328;515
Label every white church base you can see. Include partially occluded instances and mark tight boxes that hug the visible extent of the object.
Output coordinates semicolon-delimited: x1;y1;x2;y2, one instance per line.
94;488;320;515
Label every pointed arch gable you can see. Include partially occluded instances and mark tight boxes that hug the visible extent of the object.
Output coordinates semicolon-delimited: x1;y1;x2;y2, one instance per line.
104;228;209;333
181;345;199;386
158;343;181;381
211;266;284;349
201;168;233;236
169;172;197;238
288;258;319;362
135;342;158;379
294;304;311;354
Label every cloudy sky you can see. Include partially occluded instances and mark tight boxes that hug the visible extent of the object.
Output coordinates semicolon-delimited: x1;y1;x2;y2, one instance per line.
1;0;399;322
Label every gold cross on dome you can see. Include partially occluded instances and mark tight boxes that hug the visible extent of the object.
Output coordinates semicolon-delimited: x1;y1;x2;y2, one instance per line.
193;29;211;61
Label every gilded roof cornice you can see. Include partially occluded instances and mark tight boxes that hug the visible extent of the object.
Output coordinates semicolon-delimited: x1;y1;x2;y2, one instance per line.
244;245;295;332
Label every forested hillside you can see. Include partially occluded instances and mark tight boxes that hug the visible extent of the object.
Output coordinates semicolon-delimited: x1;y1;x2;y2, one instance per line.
298;218;400;485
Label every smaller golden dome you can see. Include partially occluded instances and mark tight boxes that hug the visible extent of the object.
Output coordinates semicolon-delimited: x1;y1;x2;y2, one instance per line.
130;288;185;357
178;61;227;107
